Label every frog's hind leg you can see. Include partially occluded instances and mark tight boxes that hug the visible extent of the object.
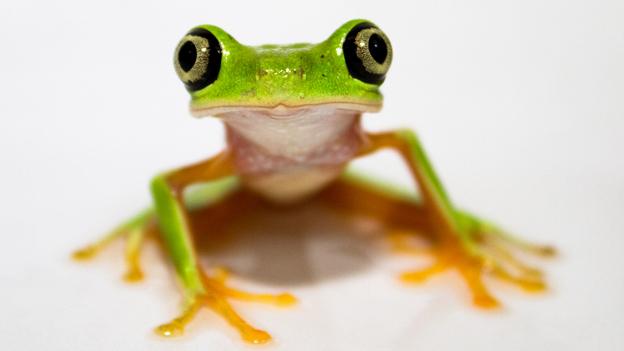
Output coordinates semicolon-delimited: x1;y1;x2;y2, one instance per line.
323;166;555;308
463;212;556;257
72;208;154;282
318;171;434;246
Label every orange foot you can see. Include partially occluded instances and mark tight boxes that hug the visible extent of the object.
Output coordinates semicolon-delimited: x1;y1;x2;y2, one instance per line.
72;210;154;283
155;267;297;344
389;212;556;308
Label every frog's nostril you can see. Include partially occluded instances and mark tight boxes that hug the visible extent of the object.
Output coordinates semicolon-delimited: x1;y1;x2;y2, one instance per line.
296;67;306;79
256;69;269;80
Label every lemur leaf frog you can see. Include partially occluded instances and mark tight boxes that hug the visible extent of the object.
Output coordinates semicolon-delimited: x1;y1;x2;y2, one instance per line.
73;19;555;344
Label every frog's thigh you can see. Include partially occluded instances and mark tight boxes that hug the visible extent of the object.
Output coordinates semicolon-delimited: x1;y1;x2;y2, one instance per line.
185;185;267;239
319;171;433;239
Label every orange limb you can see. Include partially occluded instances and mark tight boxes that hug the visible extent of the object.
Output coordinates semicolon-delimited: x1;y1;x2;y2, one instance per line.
337;130;556;307
318;177;501;306
73;210;155;283
318;176;432;237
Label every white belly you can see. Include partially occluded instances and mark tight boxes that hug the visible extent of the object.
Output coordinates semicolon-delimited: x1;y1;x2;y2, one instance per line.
242;166;344;203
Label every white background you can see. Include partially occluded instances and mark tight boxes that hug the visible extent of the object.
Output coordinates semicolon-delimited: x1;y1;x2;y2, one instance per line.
1;0;623;350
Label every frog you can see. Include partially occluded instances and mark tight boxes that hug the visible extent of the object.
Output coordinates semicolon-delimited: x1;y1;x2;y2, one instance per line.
73;19;555;344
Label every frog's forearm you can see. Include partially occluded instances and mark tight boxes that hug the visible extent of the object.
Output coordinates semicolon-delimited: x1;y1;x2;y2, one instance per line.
151;176;204;293
150;151;236;296
359;130;464;239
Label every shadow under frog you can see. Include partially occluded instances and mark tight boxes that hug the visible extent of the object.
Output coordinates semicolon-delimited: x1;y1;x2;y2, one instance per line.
187;179;432;287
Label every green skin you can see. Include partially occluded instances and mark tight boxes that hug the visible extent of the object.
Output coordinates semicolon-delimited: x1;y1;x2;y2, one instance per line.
188;20;383;114
78;18;551;340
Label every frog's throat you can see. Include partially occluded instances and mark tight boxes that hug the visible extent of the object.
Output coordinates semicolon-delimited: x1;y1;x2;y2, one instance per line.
189;101;381;118
219;105;365;203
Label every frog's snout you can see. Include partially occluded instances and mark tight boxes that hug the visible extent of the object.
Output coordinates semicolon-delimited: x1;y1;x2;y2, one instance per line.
253;61;309;99
255;66;306;81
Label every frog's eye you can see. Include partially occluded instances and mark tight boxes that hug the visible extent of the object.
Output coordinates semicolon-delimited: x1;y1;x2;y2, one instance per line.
174;28;222;91
342;23;392;85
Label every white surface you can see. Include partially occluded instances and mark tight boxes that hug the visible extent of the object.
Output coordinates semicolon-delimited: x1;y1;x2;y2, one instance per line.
1;0;624;350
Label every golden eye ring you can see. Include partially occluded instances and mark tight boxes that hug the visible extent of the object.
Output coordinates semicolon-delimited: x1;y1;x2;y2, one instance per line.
174;28;222;91
343;22;393;85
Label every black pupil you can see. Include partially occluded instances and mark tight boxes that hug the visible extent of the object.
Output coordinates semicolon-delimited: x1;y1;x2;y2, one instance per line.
178;41;197;72
368;33;387;64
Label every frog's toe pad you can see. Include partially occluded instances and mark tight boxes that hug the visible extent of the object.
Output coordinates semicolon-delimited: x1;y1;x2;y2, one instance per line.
72;246;99;260
122;267;144;283
155;319;185;338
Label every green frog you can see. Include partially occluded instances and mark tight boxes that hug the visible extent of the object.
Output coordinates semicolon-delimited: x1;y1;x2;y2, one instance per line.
74;19;554;344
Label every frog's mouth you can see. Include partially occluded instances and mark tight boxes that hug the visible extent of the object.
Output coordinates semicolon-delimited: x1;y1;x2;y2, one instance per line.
189;101;381;118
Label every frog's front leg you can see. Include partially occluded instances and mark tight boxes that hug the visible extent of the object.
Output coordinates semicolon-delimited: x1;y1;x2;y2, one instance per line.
76;151;295;343
148;151;295;343
359;130;555;308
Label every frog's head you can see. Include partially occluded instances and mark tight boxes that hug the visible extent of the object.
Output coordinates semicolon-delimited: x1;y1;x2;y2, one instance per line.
173;19;392;117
